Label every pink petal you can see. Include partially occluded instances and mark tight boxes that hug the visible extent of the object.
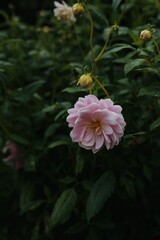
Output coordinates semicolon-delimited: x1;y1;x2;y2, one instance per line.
102;124;113;134
83;128;94;143
109;105;122;114
93;109;108;122
102;130;111;144
70;126;86;141
95;134;104;150
112;124;123;134
103;114;117;125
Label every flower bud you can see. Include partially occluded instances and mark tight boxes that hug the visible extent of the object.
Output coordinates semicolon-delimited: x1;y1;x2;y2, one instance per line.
72;3;85;16
42;26;50;33
77;74;93;88
39;10;46;17
140;30;152;41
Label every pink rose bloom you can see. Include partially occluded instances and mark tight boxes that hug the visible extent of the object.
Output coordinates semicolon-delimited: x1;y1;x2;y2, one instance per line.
66;95;126;153
2;141;24;170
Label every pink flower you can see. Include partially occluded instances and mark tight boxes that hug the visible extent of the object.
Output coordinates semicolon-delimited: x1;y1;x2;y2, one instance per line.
66;95;126;153
2;141;24;170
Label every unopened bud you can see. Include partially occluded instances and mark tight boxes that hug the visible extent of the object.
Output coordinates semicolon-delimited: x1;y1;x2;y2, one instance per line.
41;26;50;33
39;10;46;17
140;30;152;41
77;74;93;88
72;3;85;16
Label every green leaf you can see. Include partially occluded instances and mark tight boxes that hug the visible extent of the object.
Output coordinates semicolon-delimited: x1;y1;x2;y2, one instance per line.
10;134;29;145
0;60;12;68
88;5;109;25
69;62;82;73
42;104;58;113
138;87;160;97
50;188;77;228
81;180;93;191
109;44;135;53
103;44;136;58
48;140;69;148
20;200;45;215
54;109;67;121
117;26;128;35
59;176;76;185
149;116;160;131
65;222;87;234
101;44;135;59
14;80;45;102
24;80;45;93
86;172;116;221
24;155;36;172
20;182;34;213
124;131;146;140
120;175;136;199
137;67;160;76
143;164;152;181
44;123;61;139
112;0;123;9
75;148;84;175
124;59;147;75
125;180;136;198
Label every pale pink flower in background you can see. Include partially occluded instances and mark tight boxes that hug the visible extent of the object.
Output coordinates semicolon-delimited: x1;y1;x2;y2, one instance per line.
66;95;126;153
53;1;76;25
2;141;24;170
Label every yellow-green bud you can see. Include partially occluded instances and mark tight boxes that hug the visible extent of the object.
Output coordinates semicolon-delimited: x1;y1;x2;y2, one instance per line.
77;74;93;88
72;3;85;16
41;26;50;33
39;10;46;17
140;30;152;41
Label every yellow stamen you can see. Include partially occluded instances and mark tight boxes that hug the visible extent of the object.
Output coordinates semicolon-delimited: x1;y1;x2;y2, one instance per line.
89;121;102;135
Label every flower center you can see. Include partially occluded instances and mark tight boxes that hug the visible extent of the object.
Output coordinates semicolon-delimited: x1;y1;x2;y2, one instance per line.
89;121;102;135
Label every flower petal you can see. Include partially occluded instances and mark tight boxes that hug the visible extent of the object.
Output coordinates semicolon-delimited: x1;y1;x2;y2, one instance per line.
95;134;104;150
102;124;113;134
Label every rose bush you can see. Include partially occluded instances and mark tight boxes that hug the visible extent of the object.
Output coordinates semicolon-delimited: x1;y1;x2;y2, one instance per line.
0;0;160;239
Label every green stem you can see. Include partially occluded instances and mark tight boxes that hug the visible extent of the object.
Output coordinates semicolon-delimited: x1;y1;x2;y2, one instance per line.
89;85;92;94
152;37;160;55
86;6;95;63
92;76;110;97
95;27;113;62
74;24;85;58
117;0;127;25
0;118;11;138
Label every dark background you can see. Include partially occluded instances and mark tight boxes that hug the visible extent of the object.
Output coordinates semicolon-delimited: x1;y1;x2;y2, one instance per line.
0;0;52;23
0;0;114;23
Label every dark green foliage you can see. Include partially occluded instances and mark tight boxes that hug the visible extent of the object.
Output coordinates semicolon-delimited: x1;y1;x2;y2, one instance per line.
0;1;160;240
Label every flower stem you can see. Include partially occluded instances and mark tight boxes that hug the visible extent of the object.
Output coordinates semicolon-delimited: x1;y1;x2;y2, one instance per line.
86;6;95;63
74;24;85;58
95;27;113;62
152;37;160;55
0;117;11;139
89;85;92;94
92;76;110;97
